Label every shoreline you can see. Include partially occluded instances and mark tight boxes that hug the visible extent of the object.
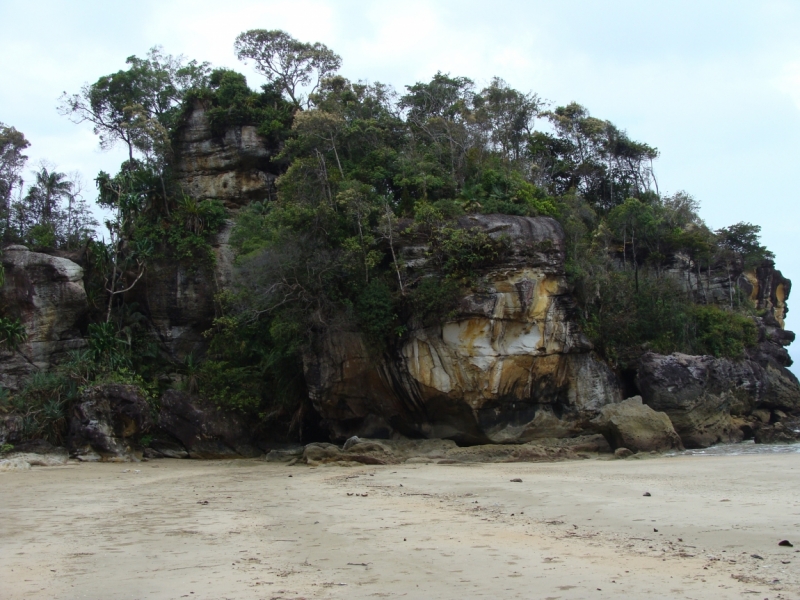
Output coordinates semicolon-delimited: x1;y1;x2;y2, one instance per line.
2;452;799;599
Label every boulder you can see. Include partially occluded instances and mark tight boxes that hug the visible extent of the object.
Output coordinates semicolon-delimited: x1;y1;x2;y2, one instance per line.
637;352;800;448
0;246;88;390
303;215;622;444
754;418;800;444
0;414;23;446
592;396;683;453
300;437;580;466
67;384;153;461
157;390;259;459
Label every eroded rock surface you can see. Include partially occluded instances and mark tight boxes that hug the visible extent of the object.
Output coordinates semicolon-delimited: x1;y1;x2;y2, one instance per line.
0;245;88;390
592;396;683;452
173;101;277;209
305;215;623;443
131;222;233;361
156;390;259;459
637;351;800;448
300;437;591;466
68;384;153;461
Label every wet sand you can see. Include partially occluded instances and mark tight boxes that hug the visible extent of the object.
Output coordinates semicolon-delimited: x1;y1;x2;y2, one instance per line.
1;453;799;599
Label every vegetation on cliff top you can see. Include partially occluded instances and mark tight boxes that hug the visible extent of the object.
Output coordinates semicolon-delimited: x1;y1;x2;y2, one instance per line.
0;30;774;437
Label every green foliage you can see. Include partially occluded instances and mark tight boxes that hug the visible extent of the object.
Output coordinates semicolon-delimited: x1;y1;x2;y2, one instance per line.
0;317;26;351
429;226;507;281
26;223;57;249
356;279;397;345
582;269;759;367
717;222;774;269
198;68;296;144
408;277;462;327
0;443;13;454
228;201;273;255
0;317;160;445
198;310;308;419
462;168;556;217
1;371;75;444
87;321;132;371
691;305;758;358
197;360;263;413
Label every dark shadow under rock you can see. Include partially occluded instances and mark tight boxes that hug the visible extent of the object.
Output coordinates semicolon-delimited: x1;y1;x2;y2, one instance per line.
157;390;259;459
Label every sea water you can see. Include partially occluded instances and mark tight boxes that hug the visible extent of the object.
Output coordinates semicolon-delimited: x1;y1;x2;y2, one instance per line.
666;439;800;457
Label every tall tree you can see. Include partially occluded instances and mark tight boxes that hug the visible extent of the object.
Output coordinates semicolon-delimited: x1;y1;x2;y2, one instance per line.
0;123;30;238
400;73;476;192
234;29;341;109
58;46;210;163
474;78;542;163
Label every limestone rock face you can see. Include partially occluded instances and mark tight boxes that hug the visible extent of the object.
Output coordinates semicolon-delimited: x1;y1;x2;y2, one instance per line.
0;245;88;390
304;215;623;443
67;384;153;461
173;101;277;208
592;396;683;452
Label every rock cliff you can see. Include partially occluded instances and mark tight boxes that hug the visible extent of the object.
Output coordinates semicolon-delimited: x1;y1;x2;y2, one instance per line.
132;102;275;360
4;104;800;455
173;100;278;209
129;224;233;361
304;215;623;444
0;245;88;390
636;259;800;448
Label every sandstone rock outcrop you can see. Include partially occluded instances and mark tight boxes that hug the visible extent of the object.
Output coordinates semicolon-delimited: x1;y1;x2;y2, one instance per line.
131;101;275;361
637;351;800;448
131;223;233;361
304;215;623;443
300;437;586;466
173;101;277;209
0;246;88;390
155;390;260;458
68;384;153;461
592;396;683;452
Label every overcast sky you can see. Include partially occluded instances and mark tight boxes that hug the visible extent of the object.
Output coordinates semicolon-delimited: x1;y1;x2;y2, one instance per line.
2;0;800;340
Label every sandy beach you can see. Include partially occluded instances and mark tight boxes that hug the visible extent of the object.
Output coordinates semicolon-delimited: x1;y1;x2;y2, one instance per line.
2;452;799;599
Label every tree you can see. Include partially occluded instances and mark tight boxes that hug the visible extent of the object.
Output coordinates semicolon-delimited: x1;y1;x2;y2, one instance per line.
95;169;153;321
58;46;210;163
474;78;542;163
234;29;341;109
539;103;659;211
62;175;100;249
400;72;476;192
26;165;72;223
0;123;30;238
608;197;657;292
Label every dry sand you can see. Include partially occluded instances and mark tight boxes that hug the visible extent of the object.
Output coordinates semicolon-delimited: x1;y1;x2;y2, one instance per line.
1;453;799;599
